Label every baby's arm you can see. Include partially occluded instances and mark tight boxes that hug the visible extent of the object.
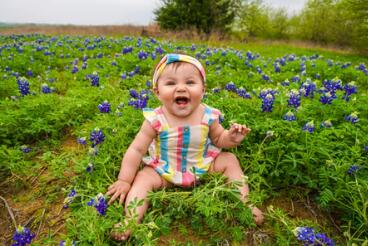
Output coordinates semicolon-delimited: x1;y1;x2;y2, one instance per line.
107;120;156;205
209;120;251;148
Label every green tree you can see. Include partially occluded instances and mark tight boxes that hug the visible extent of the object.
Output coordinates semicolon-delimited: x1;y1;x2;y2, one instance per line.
154;0;240;35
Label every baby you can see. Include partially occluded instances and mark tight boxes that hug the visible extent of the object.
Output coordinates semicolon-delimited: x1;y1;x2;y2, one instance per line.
107;54;264;240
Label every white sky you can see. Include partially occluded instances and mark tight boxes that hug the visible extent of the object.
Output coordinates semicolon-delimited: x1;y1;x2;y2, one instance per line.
0;0;307;26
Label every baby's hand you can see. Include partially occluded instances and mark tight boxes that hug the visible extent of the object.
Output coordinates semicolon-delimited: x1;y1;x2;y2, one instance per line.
106;180;131;205
228;123;251;143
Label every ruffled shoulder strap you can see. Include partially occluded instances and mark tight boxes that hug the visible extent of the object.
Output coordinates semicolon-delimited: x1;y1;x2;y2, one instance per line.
201;105;223;126
143;107;163;131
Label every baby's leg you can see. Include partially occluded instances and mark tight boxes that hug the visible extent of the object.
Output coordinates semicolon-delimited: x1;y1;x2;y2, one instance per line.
209;152;264;225
111;166;170;241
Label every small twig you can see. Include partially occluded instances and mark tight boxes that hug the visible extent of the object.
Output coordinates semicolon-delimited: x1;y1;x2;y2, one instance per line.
35;209;46;239
326;211;343;234
0;195;17;229
24;214;36;227
29;166;48;185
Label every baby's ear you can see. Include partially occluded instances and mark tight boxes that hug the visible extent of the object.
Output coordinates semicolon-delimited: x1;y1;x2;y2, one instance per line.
153;87;159;96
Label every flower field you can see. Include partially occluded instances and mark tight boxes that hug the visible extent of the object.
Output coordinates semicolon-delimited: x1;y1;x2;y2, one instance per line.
0;34;367;245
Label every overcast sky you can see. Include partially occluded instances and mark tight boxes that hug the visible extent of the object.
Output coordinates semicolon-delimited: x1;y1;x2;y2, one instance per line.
0;0;307;26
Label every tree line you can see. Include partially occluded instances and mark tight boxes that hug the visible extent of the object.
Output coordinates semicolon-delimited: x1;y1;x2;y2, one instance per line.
154;0;368;53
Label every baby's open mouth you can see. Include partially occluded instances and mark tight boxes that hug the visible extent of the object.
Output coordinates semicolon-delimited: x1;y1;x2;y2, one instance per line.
175;96;190;105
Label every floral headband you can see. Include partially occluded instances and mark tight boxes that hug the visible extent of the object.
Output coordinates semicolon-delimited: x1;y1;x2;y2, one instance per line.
152;54;206;88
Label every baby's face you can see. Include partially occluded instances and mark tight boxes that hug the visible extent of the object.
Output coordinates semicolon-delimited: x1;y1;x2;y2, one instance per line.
154;62;205;118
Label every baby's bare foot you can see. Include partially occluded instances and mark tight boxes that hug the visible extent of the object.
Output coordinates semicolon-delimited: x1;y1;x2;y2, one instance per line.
111;222;131;241
251;206;264;225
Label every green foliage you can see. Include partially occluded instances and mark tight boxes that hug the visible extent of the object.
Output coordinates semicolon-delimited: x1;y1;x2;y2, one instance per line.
154;0;239;34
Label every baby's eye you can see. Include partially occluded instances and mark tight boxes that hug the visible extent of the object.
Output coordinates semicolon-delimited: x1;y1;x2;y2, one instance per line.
186;80;196;85
165;81;176;86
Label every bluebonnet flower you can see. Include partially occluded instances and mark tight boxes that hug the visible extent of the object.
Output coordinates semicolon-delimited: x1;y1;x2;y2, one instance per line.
274;63;281;73
320;92;334;105
225;82;236;92
341;62;351;69
71;66;78;74
86;163;94;173
262;74;270;82
77;137;87;145
12;225;35;246
156;46;164;54
320;120;333;128
236;88;251;99
287;89;301;108
128;94;148;110
87;72;99;86
17;77;30;96
256;66;262;74
347;165;361;175
291;75;300;83
191;44;196;51
63;189;76;208
300;79;316;98
365;146;368;152
41;83;52;94
121;73;127;80
327;59;334;67
129;89;139;98
314;73;321;79
246;51;255;60
97;53;103;59
122;46;133;54
20;145;31;153
98;100;111;113
87;193;108;216
212;88;221;93
342;81;357;102
357;63;366;71
26;69;33;77
89;128;105;147
288;54;296;61
294;227;334;246
138;50;148;60
345;112;359;124
81;62;87;70
283;111;296;121
303;121;315;133
259;89;276;112
111;60;117;66
322;78;343;93
281;79;290;86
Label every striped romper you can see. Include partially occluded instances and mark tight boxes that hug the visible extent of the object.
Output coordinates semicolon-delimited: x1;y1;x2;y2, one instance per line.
142;104;222;187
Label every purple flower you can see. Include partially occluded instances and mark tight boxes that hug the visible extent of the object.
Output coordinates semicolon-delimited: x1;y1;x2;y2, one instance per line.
87;193;108;216
86;163;94;173
364;146;368;152
294;227;334;246
20;145;31;153
291;75;300;83
129;89;139;98
26;70;33;77
345;112;359;124
86;72;99;86
225;82;237;92
347;165;361;175
283;111;296;121
63;188;76;208
320;92;335;105
77;137;87;145
281;79;290;86
60;239;76;246
41;83;52;94
302;121;315;133
320;120;333;128
89;128;105;147
300;79;316;98
17;77;30;96
342;82;357;102
236;88;251;99
259;89;277;112
287;89;301;109
71;66;78;74
121;73;127;80
138;50;148;60
262;74;270;82
212;88;221;93
98;100;111;113
12;225;35;246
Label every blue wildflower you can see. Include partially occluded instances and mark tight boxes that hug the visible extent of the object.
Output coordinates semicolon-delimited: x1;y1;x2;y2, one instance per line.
291;75;300;83
41;83;52;94
320;92;334;105
71;66;78;74
121;73;127;80
77;137;87;145
283;111;296;121
60;239;76;246
294;227;334;246
87;193;108;216
345;112;359;124
236;88;251;99
12;225;35;246
89;128;105;147
364;146;368;152
212;88;221;93
98;100;111;113
281;79;290;86
259;89;276;112
347;165;361;175
129;89;139;98
138;50;148;60
262;74;270;82
26;69;33;77
303;121;315;133
342;81;357;102
320;120;333;128
86;72;99;86
287;89;301;109
63;188;77;208
17;77;30;96
86;163;94;173
300;79;316;98
225;82;236;92
20;145;31;153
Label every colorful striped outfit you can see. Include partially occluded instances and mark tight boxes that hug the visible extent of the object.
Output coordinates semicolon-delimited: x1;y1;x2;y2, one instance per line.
142;104;222;187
